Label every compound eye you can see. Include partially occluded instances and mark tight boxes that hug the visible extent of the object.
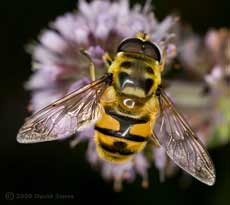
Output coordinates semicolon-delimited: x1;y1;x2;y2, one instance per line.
117;38;142;53
143;41;161;62
117;38;162;62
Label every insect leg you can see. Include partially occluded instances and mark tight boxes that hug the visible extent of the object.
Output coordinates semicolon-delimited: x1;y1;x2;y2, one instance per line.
103;53;113;67
159;48;167;72
151;130;161;147
80;49;96;81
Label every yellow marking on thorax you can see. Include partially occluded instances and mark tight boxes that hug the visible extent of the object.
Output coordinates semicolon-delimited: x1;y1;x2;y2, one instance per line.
120;67;132;74
144;72;154;79
121;87;146;98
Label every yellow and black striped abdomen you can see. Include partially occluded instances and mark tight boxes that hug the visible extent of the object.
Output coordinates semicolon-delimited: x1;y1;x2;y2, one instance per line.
94;107;152;163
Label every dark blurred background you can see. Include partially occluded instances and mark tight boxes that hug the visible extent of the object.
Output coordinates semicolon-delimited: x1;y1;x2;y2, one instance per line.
0;0;229;204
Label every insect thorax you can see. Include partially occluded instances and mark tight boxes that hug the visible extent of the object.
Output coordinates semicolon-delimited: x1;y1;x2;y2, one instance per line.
109;52;161;100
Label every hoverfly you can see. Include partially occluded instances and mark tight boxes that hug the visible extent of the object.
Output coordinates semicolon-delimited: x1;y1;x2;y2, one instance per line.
17;32;216;186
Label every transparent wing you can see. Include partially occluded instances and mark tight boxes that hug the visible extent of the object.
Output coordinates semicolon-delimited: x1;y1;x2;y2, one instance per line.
153;88;216;185
17;74;112;143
